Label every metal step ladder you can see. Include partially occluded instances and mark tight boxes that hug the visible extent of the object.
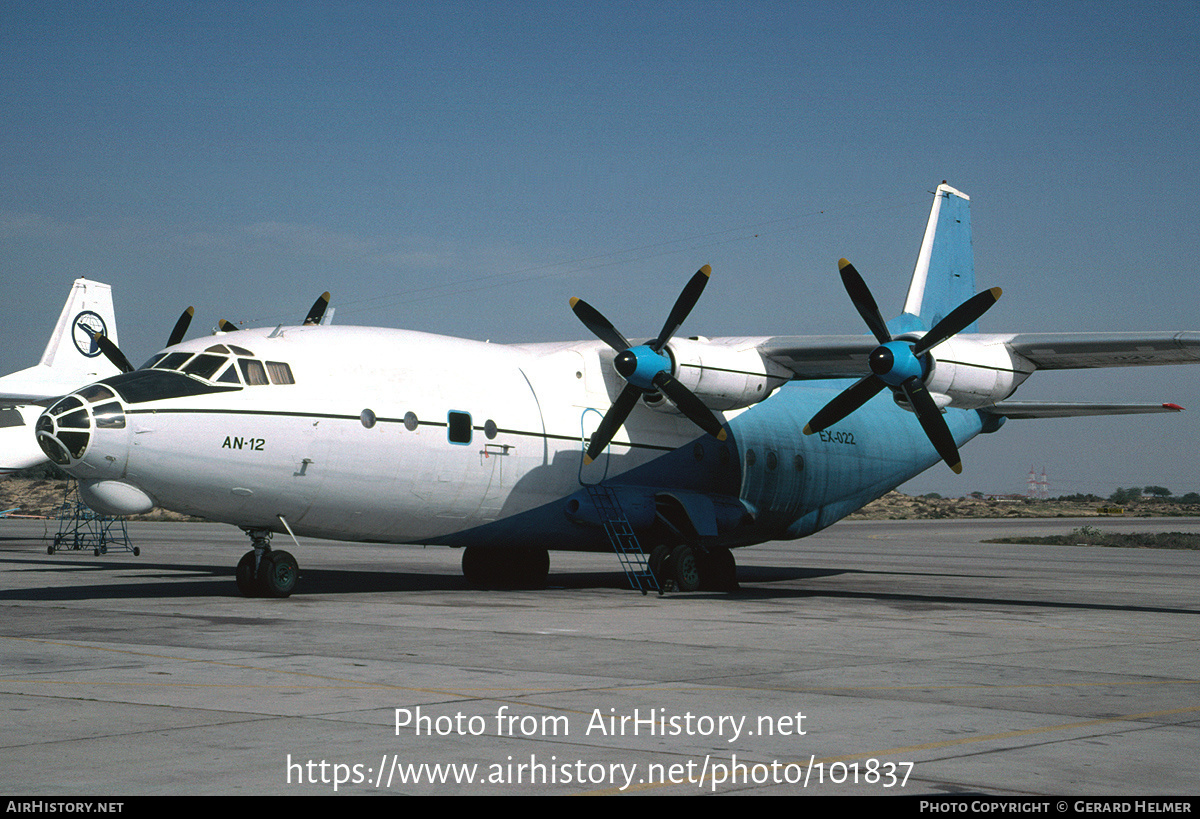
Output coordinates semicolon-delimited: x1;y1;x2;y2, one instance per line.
585;484;660;594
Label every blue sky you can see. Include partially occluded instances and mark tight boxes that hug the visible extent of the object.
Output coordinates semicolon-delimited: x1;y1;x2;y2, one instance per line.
3;1;1199;497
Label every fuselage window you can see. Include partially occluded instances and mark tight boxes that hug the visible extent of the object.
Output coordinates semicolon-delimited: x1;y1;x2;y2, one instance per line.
228;345;254;356
447;411;472;445
265;361;295;385
239;359;269;386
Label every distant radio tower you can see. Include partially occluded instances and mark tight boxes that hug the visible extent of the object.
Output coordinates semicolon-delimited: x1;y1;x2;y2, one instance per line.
1028;466;1049;499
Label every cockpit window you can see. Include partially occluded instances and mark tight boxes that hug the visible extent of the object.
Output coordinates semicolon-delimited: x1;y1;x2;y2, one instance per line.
77;384;116;404
134;346;294;388
154;352;193;371
100;370;240;404
215;363;241;384
265;361;295;385
182;353;227;380
239;359;269;385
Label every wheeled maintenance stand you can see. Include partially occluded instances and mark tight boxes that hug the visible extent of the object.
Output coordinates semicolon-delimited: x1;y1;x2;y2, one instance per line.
47;479;138;556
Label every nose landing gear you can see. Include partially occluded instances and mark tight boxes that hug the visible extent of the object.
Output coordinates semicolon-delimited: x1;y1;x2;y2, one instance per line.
236;528;299;598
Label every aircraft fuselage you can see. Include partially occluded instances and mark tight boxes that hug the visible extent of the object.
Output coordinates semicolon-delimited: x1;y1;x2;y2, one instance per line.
37;323;979;553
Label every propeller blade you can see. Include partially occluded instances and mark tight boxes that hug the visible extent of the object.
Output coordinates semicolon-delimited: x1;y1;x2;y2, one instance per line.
570;298;632;352
92;333;135;374
803;374;886;435
218;319;237;333
584;384;642;463
839;259;892;345
912;287;1002;356
304;292;331;325
167;307;194;347
901;377;962;474
652;372;728;440
652;265;711;351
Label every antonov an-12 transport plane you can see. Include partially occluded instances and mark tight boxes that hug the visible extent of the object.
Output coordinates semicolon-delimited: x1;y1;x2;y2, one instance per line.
31;184;1200;596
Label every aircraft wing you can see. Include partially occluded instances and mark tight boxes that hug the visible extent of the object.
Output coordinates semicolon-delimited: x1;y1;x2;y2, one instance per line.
756;335;879;379
1003;331;1200;369
756;332;1200;381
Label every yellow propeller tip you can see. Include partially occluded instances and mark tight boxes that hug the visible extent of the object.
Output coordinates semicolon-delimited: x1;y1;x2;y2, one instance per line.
838;258;851;270
699;264;712;277
716;429;727;441
950;462;963;474
802;424;814;435
582;454;594;466
569;297;580;308
989;287;1002;299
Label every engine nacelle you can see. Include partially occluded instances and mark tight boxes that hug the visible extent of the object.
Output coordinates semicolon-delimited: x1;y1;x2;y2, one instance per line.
649;338;789;412
920;336;1034;408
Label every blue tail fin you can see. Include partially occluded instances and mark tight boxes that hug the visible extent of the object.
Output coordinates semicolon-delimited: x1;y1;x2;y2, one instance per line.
895;183;977;333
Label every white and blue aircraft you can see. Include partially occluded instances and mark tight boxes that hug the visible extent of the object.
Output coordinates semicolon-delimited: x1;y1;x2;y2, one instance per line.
33;184;1200;597
0;278;122;475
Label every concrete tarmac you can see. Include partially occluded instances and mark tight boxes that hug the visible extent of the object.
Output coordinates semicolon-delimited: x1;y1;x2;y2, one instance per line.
1;516;1198;796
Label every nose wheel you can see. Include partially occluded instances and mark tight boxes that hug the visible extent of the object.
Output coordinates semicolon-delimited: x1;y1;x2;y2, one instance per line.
236;529;299;598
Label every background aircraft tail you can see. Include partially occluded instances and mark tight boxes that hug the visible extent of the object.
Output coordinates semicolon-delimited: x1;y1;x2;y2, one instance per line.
894;183;978;333
0;278;120;403
40;278;119;371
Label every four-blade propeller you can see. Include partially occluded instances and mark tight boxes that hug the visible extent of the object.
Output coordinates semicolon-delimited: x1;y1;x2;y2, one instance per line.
803;259;1001;474
571;265;727;464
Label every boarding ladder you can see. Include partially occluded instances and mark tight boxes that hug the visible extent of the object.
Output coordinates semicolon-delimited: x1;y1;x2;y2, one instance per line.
585;484;659;594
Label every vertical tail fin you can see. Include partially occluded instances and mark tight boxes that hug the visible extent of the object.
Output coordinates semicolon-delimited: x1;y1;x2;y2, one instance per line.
39;278;119;370
0;278;120;402
899;183;977;332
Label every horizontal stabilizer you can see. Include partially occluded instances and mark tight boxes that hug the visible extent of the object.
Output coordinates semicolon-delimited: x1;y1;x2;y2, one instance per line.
983;402;1184;420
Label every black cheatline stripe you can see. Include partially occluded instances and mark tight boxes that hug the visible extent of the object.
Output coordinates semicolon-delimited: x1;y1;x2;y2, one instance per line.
677;362;791;382
934;359;1034;376
126;406;676;452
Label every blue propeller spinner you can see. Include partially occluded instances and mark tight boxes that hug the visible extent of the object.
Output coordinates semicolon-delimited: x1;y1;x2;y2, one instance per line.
571;265;728;465
803;258;1002;474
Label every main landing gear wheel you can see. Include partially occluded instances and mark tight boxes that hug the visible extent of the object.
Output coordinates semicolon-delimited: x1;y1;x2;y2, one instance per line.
647;544;672;586
462;545;549;589
663;544;701;593
657;544;738;592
